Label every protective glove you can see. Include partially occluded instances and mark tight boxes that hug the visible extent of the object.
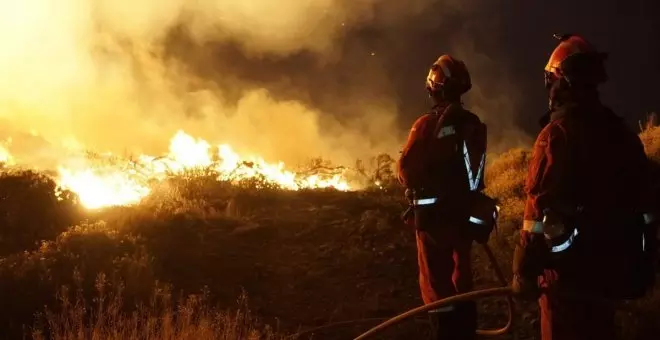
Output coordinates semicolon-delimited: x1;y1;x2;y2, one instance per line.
401;188;415;227
511;231;547;301
511;273;541;301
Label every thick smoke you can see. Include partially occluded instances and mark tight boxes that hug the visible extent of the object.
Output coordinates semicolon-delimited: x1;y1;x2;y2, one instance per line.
0;0;528;171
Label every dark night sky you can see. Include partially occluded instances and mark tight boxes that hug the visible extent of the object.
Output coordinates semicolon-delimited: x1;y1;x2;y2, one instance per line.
483;0;659;132
376;0;660;141
171;0;659;152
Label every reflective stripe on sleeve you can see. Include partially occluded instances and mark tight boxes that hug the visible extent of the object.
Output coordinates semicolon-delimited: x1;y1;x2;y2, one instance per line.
469;216;487;225
522;220;544;234
413;198;437;206
551;228;579;253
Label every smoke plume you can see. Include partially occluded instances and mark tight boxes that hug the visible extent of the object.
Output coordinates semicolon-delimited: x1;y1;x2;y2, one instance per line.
0;0;528;171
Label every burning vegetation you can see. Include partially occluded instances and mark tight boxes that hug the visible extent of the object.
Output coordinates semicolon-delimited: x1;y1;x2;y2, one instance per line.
53;130;351;209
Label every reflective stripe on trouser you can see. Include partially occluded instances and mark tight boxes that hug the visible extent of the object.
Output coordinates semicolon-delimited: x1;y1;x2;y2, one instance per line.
428;305;455;313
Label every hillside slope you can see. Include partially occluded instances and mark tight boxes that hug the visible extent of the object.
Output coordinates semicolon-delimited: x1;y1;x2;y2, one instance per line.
0;128;659;339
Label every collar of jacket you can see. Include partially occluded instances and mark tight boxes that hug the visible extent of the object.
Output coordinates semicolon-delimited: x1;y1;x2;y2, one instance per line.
540;100;617;128
431;103;464;118
431;101;463;114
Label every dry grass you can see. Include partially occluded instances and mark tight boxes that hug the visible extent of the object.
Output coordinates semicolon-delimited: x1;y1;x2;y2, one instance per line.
32;275;285;340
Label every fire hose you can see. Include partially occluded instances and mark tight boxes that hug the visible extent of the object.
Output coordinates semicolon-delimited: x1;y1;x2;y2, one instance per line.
353;242;515;340
290;244;647;339
353;287;513;340
289;243;515;339
352;245;652;339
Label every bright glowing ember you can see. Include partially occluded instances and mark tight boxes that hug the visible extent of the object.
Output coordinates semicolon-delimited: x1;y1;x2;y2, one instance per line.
55;130;350;209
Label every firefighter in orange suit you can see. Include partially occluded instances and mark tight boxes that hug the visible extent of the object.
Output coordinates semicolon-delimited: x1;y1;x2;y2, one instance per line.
512;34;659;340
397;55;494;340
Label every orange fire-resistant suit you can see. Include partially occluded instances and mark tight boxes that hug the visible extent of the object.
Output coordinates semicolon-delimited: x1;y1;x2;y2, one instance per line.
513;33;659;340
397;102;488;340
517;100;657;339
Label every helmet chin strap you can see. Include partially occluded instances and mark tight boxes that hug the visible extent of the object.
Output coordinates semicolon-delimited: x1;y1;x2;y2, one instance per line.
548;77;600;111
428;88;445;104
428;87;461;108
547;78;566;110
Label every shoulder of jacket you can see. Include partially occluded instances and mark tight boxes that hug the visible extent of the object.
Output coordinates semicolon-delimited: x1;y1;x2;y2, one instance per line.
410;113;437;131
462;109;483;125
444;104;482;123
536;119;567;146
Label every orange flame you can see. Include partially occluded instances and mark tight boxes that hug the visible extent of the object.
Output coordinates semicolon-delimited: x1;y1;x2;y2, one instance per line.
56;130;350;209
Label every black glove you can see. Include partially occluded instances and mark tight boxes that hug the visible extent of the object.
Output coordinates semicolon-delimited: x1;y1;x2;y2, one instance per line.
405;188;414;201
401;188;415;225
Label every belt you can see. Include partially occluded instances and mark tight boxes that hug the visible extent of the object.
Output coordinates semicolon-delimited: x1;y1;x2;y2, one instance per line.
412;197;494;226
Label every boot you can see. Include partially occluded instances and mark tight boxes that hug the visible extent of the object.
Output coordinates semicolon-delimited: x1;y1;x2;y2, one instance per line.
427;302;477;340
455;301;477;340
428;305;458;340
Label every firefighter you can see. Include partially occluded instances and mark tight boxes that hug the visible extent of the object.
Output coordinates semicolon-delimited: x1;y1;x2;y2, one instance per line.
397;55;496;340
512;34;659;340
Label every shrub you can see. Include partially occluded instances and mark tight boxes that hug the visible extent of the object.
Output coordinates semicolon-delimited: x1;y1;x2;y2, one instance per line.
484;148;530;234
0;169;81;255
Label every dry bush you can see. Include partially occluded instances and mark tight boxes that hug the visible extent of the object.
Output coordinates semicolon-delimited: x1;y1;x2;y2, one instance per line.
0;169;81;255
0;221;155;337
354;153;399;191
640;126;660;163
138;166;295;221
0;219;284;339
484;148;530;232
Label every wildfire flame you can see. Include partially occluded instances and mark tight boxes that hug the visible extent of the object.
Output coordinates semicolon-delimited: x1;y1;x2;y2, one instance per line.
0;146;12;165
55;130;350;209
